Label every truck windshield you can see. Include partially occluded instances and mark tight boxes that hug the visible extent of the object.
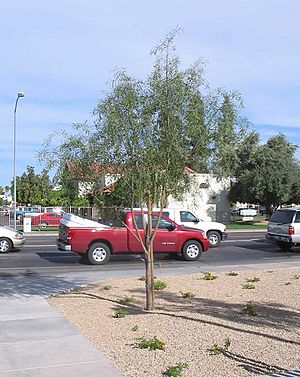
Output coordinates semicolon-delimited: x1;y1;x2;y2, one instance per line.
180;211;198;222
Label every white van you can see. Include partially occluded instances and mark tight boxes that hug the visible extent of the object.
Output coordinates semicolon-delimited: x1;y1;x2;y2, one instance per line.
156;208;227;247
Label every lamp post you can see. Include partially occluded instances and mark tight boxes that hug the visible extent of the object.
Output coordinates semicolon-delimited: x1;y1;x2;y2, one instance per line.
13;92;24;229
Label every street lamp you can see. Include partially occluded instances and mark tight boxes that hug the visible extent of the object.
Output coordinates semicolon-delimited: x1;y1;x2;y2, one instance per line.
13;92;24;229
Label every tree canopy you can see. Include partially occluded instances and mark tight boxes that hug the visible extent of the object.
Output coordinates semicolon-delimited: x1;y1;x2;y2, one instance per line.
39;30;252;310
229;134;300;215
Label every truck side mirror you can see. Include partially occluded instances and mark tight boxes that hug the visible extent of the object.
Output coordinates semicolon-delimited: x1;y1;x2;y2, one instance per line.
167;224;176;231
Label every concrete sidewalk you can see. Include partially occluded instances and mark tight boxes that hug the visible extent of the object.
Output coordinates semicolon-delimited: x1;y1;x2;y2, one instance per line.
0;295;124;376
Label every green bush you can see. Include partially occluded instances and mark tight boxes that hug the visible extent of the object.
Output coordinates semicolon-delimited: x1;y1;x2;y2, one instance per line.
210;338;231;355
153;280;167;290
180;291;195;299
246;276;260;283
242;283;256;289
136;336;165;350
119;295;134;304
103;284;112;290
163;362;188;377
202;272;217;280
226;271;239;276
242;302;257;316
113;308;128;318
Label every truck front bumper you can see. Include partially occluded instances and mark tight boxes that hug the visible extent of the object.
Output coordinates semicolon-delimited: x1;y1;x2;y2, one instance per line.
57;239;72;251
222;232;228;241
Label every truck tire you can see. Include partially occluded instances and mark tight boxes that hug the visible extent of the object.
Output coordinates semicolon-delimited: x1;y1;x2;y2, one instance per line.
87;242;111;265
207;231;221;247
182;240;202;261
277;242;292;251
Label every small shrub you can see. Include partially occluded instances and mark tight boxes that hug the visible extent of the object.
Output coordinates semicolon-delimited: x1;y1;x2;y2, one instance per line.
284;282;291;286
113;308;128;318
163;362;188;377
293;274;300;280
226;271;239;276
210;338;231;355
131;325;139;332
246;276;260;283
136;336;165;350
153;280;167;290
242;283;256;289
103;284;112;290
203;272;217;280
180;291;195;299
210;343;223;355
119;295;134;304
242;302;257;316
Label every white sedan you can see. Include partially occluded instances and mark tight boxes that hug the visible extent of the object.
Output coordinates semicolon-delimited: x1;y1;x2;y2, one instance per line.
0;225;25;252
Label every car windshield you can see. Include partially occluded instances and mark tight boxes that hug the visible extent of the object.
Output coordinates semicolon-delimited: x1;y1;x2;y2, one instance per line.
269;210;295;224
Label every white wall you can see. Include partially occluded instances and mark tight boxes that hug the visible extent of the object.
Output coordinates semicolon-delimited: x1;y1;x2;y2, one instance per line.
167;173;231;223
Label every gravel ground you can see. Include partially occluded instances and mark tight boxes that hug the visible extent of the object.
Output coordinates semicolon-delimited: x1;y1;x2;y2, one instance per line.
48;267;300;377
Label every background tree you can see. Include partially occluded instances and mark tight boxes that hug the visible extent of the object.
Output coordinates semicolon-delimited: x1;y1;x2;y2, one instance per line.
12;166;52;205
39;30;250;310
229;134;299;216
0;186;4;206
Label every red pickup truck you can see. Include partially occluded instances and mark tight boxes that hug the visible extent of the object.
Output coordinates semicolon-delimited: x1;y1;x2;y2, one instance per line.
57;211;210;265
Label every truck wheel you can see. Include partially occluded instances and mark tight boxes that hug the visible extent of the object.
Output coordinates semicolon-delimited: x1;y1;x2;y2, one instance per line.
182;240;202;261
277;242;292;251
0;238;13;253
88;242;111;265
207;231;221;247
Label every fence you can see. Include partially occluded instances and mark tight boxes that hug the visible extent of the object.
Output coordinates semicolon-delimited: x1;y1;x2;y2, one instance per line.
0;207;267;231
0;207;97;231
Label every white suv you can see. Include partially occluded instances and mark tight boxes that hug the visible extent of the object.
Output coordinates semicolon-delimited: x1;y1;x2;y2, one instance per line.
266;208;300;251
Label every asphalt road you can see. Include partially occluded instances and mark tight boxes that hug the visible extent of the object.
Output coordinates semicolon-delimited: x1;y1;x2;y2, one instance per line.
1;231;300;275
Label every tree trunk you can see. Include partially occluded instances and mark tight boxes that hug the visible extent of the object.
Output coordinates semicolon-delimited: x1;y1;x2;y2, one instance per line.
145;252;154;311
145;199;155;311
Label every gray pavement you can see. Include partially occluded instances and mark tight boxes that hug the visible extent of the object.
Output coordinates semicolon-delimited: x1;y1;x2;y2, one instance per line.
0;280;126;376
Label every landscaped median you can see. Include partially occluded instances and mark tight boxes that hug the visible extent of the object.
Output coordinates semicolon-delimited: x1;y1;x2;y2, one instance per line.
48;268;300;377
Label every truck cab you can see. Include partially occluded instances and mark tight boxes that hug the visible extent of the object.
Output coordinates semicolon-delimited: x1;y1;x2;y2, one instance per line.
158;208;227;247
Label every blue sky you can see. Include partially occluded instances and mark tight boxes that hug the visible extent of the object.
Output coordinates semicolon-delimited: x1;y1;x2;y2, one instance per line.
1;0;300;187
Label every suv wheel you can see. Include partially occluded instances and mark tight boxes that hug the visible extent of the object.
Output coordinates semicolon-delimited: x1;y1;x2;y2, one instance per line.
277;242;292;251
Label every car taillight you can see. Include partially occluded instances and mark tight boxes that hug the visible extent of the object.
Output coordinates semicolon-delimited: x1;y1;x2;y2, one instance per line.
289;225;294;235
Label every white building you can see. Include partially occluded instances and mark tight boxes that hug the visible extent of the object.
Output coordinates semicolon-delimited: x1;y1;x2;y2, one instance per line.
167;172;231;223
75;166;231;223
